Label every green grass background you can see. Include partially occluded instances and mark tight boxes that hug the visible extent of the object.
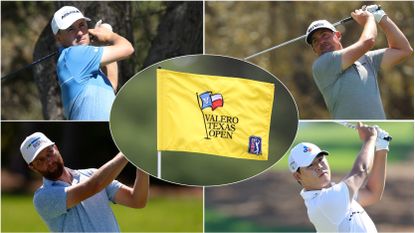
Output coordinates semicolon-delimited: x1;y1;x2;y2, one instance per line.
2;194;203;232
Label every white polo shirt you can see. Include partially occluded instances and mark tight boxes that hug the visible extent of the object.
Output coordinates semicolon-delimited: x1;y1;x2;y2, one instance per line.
300;182;377;232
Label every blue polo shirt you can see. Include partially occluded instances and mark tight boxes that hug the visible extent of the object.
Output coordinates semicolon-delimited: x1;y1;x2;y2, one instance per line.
57;46;115;121
33;168;122;232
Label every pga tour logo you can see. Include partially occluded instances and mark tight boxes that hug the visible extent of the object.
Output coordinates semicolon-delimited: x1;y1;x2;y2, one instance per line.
248;136;262;155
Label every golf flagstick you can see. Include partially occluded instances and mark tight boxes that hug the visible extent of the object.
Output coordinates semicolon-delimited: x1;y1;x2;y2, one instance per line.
157;151;162;178
335;121;392;141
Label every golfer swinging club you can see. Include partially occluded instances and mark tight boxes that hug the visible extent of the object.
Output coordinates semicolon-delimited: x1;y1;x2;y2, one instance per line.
20;132;149;232
288;122;390;232
307;5;412;119
51;6;134;120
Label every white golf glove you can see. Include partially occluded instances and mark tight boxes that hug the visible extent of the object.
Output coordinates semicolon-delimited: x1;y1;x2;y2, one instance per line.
373;125;390;151
94;19;113;31
363;5;386;23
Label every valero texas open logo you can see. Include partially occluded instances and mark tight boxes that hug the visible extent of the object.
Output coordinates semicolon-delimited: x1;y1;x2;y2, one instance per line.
196;91;262;155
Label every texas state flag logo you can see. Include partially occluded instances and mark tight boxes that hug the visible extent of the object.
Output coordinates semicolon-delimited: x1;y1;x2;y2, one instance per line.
199;91;224;111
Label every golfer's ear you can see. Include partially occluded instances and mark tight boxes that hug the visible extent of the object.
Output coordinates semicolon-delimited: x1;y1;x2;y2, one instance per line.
28;163;37;173
55;33;64;45
292;171;301;182
335;31;342;41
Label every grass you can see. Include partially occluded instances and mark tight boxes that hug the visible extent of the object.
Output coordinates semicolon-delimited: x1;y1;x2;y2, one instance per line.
2;194;203;232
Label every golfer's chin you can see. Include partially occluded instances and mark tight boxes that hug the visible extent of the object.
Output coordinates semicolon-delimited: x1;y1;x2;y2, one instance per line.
43;165;64;180
319;173;331;186
74;37;90;46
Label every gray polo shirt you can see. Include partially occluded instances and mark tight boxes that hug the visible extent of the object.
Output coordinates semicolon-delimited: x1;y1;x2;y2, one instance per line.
33;168;123;232
312;49;386;119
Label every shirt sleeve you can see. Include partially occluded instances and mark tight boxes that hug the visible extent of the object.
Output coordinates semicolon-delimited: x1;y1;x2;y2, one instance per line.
312;51;343;90
316;182;350;225
33;186;67;221
63;46;103;78
106;179;123;203
365;48;386;73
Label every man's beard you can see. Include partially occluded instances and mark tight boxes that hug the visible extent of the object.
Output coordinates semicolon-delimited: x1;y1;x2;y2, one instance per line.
42;161;64;180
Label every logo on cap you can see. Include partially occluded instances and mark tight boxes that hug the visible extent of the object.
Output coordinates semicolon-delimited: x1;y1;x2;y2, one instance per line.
307;22;324;34
303;145;312;153
27;137;43;149
61;10;80;19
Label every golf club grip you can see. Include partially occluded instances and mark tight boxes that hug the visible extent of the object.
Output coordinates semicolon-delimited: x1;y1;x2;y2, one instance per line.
336;122;392;142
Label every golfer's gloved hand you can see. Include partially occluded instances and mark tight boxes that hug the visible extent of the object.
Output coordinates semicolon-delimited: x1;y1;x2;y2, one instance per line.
363;5;386;23
373;125;390;151
94;19;113;32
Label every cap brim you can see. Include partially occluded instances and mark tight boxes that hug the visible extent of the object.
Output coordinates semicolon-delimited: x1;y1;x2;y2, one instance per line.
318;150;329;156
299;150;329;168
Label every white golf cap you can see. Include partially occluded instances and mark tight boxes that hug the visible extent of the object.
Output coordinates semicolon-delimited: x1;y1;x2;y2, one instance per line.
288;142;329;173
305;20;337;45
20;132;55;164
51;6;90;35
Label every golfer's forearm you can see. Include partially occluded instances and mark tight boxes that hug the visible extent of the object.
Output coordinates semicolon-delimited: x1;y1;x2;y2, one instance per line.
66;153;128;208
130;170;149;208
104;62;118;91
358;16;377;48
100;33;134;66
379;16;412;53
365;150;387;201
109;33;134;58
89;152;128;191
351;138;376;175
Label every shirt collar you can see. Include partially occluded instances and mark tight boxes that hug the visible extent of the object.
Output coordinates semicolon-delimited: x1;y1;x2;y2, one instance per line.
42;168;80;186
300;188;321;200
300;182;336;200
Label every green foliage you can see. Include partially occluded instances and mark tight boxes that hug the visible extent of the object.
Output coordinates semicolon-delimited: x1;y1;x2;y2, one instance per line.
273;122;414;172
206;1;414;119
1;194;203;232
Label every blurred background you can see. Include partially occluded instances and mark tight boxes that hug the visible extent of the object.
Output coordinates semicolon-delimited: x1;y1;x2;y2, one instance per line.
205;121;414;232
1;1;203;120
1;122;203;232
110;55;298;186
206;1;414;119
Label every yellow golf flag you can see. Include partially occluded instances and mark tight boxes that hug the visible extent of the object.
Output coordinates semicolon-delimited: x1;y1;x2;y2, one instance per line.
157;69;275;160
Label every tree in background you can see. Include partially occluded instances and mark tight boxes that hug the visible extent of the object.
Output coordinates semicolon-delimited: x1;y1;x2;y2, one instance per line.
1;1;203;120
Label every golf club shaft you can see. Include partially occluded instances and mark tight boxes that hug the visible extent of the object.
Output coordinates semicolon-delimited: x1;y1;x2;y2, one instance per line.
1;51;58;82
244;16;353;60
336;121;392;141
